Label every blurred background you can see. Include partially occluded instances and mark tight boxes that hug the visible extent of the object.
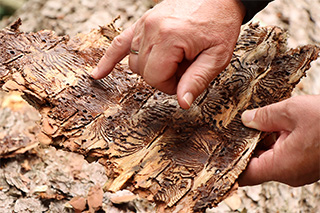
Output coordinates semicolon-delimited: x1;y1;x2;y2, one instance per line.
0;0;26;20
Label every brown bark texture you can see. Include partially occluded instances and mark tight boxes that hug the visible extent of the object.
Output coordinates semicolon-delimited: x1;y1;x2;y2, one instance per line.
0;0;320;212
0;16;319;212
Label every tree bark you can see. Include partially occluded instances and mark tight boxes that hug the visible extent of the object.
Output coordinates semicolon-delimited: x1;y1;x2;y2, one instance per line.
1;0;320;212
0;18;319;212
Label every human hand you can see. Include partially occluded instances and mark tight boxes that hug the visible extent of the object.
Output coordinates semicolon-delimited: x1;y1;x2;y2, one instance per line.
239;95;320;187
91;0;245;109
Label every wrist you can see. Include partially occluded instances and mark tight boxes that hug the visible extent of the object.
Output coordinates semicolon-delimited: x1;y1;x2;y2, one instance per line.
211;0;246;24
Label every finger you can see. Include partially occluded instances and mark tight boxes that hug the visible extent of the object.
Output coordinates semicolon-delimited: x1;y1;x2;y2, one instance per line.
125;21;144;75
91;24;136;79
241;99;296;132
128;53;139;74
177;48;231;109
238;149;274;186
239;130;293;186
143;44;185;94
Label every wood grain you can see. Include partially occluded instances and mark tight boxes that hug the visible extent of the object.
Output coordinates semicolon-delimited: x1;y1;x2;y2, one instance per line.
0;19;319;212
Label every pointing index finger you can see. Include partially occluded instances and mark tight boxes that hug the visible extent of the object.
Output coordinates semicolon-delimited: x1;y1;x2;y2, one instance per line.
91;24;136;79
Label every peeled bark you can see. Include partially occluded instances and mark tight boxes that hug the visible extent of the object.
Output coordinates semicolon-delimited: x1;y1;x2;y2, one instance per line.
0;19;319;212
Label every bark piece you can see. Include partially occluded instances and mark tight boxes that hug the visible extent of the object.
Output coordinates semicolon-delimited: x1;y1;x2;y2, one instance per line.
0;92;40;158
0;19;319;212
87;184;103;212
68;196;87;212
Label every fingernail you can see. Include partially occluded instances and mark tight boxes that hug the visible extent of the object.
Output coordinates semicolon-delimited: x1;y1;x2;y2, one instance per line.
242;109;257;127
90;67;99;79
183;92;194;108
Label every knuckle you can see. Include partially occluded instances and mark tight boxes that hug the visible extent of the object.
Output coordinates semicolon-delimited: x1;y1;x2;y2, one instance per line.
256;98;297;129
256;106;272;125
158;23;176;36
189;72;212;95
143;13;160;30
282;98;298;119
144;73;159;87
145;16;176;38
141;70;154;85
111;35;125;48
212;44;233;65
143;71;177;95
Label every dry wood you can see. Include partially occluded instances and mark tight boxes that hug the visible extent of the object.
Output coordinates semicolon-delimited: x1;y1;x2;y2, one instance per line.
0;92;41;158
0;19;319;212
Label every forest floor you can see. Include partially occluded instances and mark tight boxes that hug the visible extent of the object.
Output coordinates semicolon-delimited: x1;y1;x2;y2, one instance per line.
0;0;319;212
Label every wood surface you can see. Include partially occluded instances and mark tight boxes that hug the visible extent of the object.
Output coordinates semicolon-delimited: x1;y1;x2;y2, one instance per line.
0;19;319;212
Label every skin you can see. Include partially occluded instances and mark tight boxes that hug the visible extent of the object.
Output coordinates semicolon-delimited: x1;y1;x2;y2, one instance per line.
239;95;320;187
91;0;245;109
92;0;320;186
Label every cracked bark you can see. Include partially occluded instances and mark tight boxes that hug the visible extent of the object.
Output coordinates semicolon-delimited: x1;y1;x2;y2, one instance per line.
0;18;319;212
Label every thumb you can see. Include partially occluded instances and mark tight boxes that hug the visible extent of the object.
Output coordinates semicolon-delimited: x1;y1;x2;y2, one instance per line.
241;100;295;132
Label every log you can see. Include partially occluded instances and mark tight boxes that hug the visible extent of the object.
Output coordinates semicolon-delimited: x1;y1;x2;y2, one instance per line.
0;18;319;212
